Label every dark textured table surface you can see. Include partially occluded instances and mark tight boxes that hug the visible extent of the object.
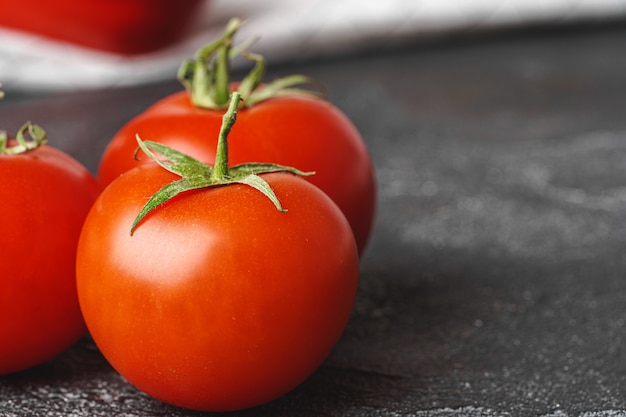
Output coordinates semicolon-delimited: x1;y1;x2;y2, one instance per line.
2;22;626;416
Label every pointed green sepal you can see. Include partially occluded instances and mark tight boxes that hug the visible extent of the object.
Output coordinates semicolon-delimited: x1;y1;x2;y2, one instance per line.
130;177;205;235
135;136;213;179
246;73;327;107
235;174;287;212
230;162;313;178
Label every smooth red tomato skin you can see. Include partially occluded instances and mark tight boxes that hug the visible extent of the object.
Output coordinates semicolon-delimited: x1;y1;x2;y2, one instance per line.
97;91;376;255
0;145;101;375
77;165;359;412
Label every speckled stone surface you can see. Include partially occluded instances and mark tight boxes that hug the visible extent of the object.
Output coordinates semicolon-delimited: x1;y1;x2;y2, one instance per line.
2;23;626;416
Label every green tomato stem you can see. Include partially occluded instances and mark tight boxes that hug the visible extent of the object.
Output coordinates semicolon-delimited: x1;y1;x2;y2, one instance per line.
211;92;241;181
215;39;231;106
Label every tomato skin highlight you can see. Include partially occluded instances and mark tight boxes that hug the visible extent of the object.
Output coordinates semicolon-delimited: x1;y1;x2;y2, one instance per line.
77;165;359;411
97;91;376;255
0;144;101;375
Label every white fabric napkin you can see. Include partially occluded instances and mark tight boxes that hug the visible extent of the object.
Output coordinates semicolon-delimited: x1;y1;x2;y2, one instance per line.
1;0;624;91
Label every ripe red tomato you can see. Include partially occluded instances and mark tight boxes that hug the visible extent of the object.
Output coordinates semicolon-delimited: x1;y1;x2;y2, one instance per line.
98;91;376;254
0;0;206;55
76;165;359;411
0;135;101;375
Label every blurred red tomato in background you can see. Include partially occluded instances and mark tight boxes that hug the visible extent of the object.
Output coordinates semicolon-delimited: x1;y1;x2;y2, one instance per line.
0;0;207;55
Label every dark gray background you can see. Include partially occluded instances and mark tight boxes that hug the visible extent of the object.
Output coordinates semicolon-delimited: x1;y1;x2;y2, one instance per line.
2;21;626;416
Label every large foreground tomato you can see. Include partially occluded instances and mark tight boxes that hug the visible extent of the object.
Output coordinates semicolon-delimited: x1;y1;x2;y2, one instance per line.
98;91;376;254
0;128;101;375
76;164;359;411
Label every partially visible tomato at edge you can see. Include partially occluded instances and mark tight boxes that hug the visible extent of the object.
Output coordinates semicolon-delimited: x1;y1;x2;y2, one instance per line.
0;141;101;375
97;91;376;255
76;165;359;411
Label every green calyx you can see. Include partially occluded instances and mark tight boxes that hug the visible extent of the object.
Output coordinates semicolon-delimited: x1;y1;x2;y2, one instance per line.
0;86;48;155
177;17;325;110
130;91;314;235
0;122;47;155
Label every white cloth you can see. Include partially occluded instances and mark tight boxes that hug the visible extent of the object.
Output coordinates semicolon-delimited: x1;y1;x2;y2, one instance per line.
1;0;625;91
